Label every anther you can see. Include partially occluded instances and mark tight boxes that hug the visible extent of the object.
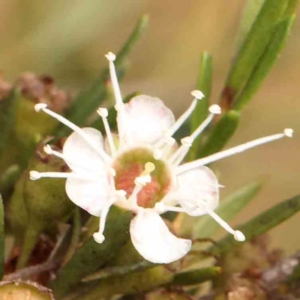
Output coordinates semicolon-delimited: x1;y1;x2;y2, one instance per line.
209;104;221;115
145;162;155;173
93;232;105;243
191;90;205;100
97;108;108;118
29;171;41;180
284;128;293;137
234;230;246;242
43;144;53;155
181;136;193;147
105;52;116;61
34;103;47;112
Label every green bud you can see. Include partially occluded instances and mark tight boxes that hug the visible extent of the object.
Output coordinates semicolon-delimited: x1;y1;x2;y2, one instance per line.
1;73;70;170
0;280;55;300
16;142;74;268
76;266;173;300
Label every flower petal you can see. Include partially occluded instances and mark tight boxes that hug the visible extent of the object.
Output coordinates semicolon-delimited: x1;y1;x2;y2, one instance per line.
165;167;219;216
63;127;106;174
66;176;110;216
125;95;175;144
130;208;191;264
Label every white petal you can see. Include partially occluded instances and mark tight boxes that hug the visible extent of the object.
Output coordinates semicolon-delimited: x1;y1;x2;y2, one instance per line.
66;176;110;216
165;167;219;216
125;95;175;145
130;209;191;264
63;127;106;174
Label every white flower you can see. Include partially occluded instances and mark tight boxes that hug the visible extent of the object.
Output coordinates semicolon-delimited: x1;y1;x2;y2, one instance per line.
30;52;293;264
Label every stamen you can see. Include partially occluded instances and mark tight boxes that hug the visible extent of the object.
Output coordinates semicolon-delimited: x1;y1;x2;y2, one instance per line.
97;108;117;156
128;163;155;207
29;170;98;181
168;137;192;167
169;105;221;166
154;137;176;160
176;128;293;175
34;104;111;164
93;199;116;244
155;91;204;148
205;208;245;242
105;52;132;146
105;52;122;106
44;145;63;159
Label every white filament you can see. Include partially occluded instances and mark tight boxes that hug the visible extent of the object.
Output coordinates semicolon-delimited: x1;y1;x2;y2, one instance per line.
35;104;111;164
155;91;204;148
205;208;245;241
29;171;97;181
176;129;293;175
97;108;116;156
169;105;221;166
105;52;132;146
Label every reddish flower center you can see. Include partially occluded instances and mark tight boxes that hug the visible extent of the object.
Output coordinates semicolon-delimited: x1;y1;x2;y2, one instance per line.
113;148;171;208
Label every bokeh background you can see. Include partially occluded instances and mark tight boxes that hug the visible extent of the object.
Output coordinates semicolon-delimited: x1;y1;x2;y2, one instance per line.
1;0;299;252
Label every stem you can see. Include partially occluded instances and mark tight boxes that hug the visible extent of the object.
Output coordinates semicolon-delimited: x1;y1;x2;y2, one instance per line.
16;221;43;269
4;259;59;281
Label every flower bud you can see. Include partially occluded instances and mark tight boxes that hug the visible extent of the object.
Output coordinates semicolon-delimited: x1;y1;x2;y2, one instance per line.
13;142;74;268
0;73;71;171
0;280;55;300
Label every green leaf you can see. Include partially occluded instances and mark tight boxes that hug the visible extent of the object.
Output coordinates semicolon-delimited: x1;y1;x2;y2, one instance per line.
67;266;173;300
0;195;4;279
82;260;154;282
192;52;212;127
51;206;131;299
198;110;240;158
0;164;20;201
233;15;295;110
57;15;149;137
193;180;263;239
235;0;265;52
210;195;300;255
189;52;212;160
0;90;17;155
171;267;221;286
62;208;81;266
220;0;288;110
283;0;299;18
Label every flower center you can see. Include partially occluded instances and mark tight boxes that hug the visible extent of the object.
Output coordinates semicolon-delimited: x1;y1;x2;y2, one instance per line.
113;148;172;208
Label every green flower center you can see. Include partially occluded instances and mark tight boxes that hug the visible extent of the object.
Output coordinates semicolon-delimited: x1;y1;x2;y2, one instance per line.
113;148;171;208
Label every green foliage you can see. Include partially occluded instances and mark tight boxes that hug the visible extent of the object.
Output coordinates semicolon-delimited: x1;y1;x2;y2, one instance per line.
0;90;18;155
220;0;298;110
0;196;3;279
0;3;298;299
233;15;295;110
51;206;132;298
57;15;149;138
210;195;300;255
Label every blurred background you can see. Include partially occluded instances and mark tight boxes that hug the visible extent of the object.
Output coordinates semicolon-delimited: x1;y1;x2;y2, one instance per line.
0;0;299;252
